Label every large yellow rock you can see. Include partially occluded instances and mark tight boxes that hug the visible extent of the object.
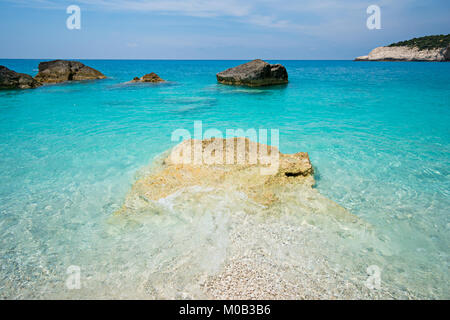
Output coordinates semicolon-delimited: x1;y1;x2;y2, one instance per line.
34;60;106;83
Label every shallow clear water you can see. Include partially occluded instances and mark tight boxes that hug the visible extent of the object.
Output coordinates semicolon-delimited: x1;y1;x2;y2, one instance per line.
0;60;448;299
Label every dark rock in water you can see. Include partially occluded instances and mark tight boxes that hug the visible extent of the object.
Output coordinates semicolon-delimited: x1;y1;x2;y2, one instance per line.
355;45;450;61
131;72;165;83
216;59;288;87
0;65;41;89
355;35;450;61
34;60;106;83
445;45;450;60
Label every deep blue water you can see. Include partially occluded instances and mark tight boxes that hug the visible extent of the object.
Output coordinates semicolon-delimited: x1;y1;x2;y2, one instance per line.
0;60;449;298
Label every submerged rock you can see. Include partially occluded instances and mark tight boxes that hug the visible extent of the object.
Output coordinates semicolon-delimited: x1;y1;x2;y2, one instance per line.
118;138;356;222
34;60;106;83
216;59;288;86
0;65;41;89
130;72;165;83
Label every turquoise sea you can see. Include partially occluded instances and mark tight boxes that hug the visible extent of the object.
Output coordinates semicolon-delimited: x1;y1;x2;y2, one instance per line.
0;60;449;299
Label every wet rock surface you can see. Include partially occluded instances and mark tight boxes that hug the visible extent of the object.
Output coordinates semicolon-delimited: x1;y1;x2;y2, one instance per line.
355;45;450;61
217;59;288;86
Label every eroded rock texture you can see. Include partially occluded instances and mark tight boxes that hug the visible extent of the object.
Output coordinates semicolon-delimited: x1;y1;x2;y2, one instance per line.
0;66;41;89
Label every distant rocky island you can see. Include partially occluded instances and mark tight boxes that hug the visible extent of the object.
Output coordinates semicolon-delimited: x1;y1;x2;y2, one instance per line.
217;59;288;87
0;66;41;89
356;34;450;61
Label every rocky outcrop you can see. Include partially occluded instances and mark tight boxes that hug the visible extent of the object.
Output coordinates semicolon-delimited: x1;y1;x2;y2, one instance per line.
0;66;41;89
117;138;357;222
130;72;165;83
121;137;312;208
355;45;450;61
34;60;106;83
216;59;288;86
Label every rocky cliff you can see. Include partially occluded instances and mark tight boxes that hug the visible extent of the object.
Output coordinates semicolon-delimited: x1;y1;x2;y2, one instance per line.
356;35;450;61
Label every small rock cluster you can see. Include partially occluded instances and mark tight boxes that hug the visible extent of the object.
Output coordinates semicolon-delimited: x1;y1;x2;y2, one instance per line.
34;60;106;83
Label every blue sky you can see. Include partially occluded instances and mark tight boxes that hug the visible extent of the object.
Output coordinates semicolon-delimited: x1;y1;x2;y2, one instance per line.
1;0;449;59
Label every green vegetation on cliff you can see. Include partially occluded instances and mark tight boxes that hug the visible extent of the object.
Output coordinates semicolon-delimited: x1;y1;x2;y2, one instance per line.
388;34;450;50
